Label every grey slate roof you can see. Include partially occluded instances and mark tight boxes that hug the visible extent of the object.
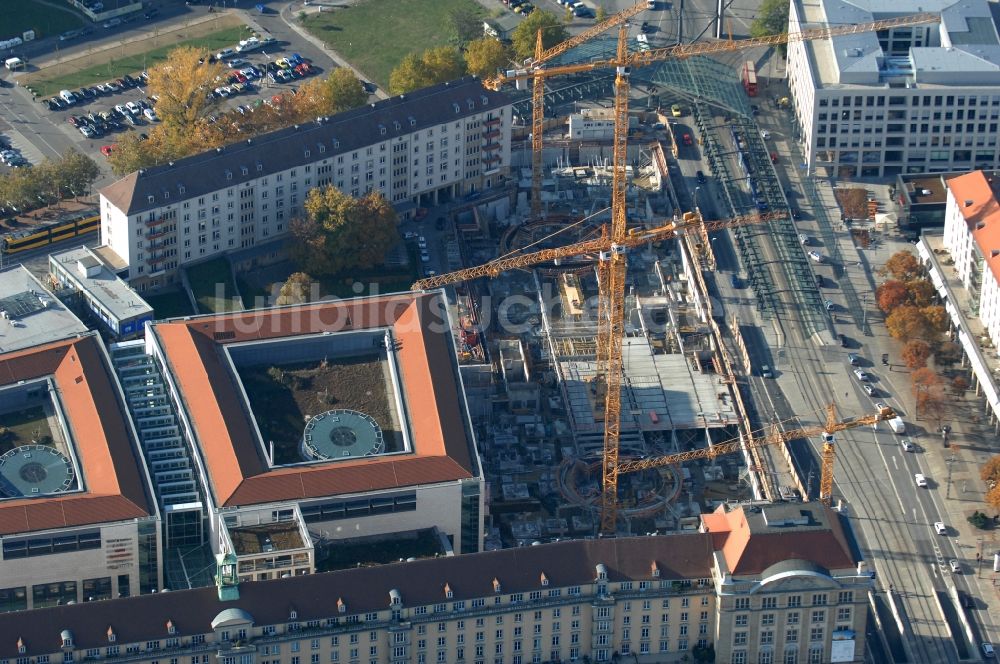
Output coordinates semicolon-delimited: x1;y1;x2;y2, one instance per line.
0;535;715;657
100;76;513;216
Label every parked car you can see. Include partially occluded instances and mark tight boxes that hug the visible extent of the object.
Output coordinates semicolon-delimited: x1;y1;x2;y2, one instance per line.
852;368;869;381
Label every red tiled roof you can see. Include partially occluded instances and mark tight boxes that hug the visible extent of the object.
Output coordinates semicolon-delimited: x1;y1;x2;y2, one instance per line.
947;170;1000;287
151;292;477;507
703;504;855;576
0;335;154;535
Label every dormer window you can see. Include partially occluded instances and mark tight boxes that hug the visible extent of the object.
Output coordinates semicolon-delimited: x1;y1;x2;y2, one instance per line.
651;562;660;578
166;620;176;636
389;590;402;606
492;578;501;594
444;583;453;599
540;573;549;587
319;144;326;153
596;563;608;581
178;185;186;195
467;99;475;110
409;117;416;127
453;103;460;113
379;125;386;135
225;170;233;181
305;150;311;158
256;162;263;172
289;609;298;620
147;195;155;204
337;598;346;614
394;121;401;131
481;95;489;105
334;140;340;149
163;191;170;200
17;639;26;655
107;628;116;644
61;634;73;649
241;167;249;176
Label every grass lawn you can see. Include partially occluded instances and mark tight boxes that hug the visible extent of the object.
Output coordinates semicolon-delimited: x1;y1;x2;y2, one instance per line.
25;26;252;98
300;0;485;87
187;257;244;313
145;289;195;319
6;1;85;40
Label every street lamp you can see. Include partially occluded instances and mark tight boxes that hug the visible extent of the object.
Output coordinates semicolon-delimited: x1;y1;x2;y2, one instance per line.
694;186;701;210
945;453;956;499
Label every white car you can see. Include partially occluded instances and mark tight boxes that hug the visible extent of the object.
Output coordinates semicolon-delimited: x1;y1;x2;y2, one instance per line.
915;473;928;487
901;439;915;452
760;129;771;139
863;384;875;396
983;643;995;659
417;236;427;249
125;101;142;115
403;232;418;240
949;559;960;573
934;522;947;535
808;250;824;263
853;368;868;381
143;108;157;122
798;233;809;245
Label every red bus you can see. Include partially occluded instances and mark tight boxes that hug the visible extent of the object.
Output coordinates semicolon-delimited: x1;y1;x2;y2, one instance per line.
741;60;758;97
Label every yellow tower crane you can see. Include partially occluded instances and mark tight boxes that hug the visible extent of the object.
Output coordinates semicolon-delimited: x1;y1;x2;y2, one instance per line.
451;12;940;532
485;12;941;213
616;404;895;506
511;0;651;216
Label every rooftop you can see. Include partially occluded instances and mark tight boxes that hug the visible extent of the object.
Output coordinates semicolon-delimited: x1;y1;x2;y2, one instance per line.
0;333;155;535
148;291;479;508
49;246;153;323
229;522;305;555
795;0;1000;89
0;266;88;354
701;503;856;576
946;170;1000;286
100;77;512;216
0;535;714;657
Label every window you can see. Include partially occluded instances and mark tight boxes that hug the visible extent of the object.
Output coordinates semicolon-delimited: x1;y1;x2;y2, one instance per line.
838;591;854;604
733;633;747;646
787;612;800;625
811;594;827;606
735;615;748;627
735;598;750;610
787;596;801;608
762;597;777;609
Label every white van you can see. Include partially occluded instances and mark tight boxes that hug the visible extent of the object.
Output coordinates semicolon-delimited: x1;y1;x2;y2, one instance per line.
915;473;928;487
4;57;25;70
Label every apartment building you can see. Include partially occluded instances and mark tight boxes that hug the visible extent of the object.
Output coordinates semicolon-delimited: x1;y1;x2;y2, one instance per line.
786;0;1000;178
0;503;871;664
98;77;513;292
942;171;1000;341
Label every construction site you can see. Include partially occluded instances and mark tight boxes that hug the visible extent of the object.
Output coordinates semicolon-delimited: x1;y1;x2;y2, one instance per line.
415;5;912;546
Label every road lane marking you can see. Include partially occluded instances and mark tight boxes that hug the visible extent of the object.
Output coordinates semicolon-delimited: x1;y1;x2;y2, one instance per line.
892;456;899;470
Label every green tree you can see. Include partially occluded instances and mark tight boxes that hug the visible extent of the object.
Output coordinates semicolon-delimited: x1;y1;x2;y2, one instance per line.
290;186;399;275
324;68;369;114
449;7;484;46
750;0;788;43
147;45;225;131
389;46;467;94
594;5;608;22
511;10;568;59
464;37;512;77
276;272;314;305
57;148;101;198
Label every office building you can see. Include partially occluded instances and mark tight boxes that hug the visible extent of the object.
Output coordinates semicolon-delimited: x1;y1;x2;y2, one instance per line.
0;503;871;664
786;0;1000;178
98;77;513;292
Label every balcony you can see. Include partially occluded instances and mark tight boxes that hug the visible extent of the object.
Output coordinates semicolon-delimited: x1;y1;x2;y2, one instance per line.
484;117;502;128
482;129;501;141
483;154;502;165
145;216;169;228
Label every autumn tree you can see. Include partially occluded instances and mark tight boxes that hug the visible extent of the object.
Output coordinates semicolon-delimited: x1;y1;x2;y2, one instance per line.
912;368;947;426
886;305;931;341
464;37;512;77
901;339;931;369
911;367;941;394
289;186;399;276
980;455;1000;486
906;279;937;308
511;11;568;59
389;46;467;94
987;484;1000;511
276;272;314;306
884;250;922;282
951;375;969;395
921;305;949;333
147;45;225;130
876;280;908;313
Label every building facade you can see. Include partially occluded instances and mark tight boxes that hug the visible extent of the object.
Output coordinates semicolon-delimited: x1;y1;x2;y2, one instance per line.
0;504;872;664
786;0;1000;178
98;77;513;292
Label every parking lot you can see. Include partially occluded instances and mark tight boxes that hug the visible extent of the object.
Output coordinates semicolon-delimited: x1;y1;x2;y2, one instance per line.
14;35;329;166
